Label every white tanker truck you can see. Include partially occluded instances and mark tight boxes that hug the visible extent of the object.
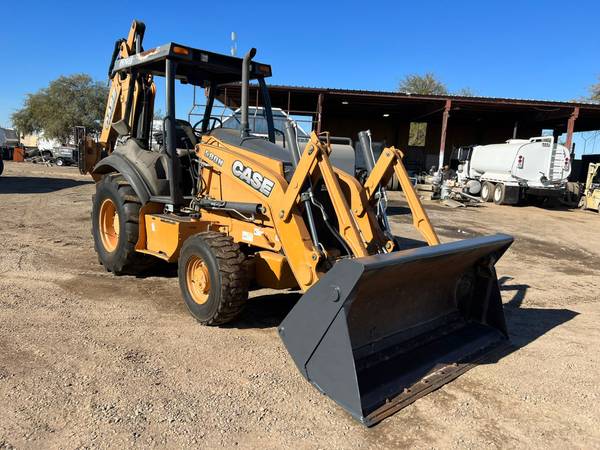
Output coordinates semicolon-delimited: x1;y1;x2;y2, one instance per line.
454;136;571;205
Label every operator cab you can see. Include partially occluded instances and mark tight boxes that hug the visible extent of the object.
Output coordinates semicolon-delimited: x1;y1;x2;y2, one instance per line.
103;41;276;206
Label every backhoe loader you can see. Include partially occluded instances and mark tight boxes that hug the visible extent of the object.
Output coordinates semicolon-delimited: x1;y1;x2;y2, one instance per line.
579;163;600;213
81;20;514;425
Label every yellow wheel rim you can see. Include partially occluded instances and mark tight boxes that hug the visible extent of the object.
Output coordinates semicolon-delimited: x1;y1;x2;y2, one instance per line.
99;198;120;252
186;255;211;305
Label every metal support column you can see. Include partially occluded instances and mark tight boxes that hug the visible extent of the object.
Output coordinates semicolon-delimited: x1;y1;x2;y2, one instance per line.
165;58;183;206
438;99;452;170
565;107;580;151
316;93;324;134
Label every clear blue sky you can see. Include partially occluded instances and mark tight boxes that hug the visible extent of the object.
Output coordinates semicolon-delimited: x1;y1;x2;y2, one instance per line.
1;0;599;149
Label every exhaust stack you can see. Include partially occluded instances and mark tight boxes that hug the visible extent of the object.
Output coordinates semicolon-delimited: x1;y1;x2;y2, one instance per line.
241;48;257;138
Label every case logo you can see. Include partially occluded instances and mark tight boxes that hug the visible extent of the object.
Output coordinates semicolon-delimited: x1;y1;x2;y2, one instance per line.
232;160;274;197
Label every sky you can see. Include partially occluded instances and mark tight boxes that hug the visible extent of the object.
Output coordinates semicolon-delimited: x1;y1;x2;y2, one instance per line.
1;0;599;152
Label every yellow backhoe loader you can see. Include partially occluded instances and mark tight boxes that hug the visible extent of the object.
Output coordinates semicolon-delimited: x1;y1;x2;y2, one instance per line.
80;20;514;425
579;163;600;213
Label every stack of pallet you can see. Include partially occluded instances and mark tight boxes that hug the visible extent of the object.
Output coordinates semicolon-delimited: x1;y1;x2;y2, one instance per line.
416;183;437;200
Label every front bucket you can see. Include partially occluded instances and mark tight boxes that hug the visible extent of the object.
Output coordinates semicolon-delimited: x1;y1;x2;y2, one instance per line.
278;234;513;426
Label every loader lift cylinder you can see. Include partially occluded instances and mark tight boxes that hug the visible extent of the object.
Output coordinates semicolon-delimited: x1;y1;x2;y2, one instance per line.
285;121;320;250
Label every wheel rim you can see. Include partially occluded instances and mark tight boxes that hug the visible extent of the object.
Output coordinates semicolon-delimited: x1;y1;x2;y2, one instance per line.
482;185;488;198
494;187;501;202
186;255;211;305
99;198;120;252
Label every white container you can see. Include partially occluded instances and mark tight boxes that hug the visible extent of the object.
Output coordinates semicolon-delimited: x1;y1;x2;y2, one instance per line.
461;137;571;189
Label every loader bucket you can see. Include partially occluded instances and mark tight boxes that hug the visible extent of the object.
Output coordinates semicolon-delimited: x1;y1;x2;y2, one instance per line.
278;234;513;426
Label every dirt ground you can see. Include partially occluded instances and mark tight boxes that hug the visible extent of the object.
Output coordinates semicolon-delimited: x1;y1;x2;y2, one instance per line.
0;161;599;449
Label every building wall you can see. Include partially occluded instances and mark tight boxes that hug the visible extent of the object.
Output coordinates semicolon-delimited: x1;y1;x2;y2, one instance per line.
322;114;543;171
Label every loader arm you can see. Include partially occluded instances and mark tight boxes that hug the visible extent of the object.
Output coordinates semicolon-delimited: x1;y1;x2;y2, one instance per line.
364;147;440;245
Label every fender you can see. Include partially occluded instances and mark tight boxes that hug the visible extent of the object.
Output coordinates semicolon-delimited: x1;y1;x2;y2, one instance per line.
92;153;152;204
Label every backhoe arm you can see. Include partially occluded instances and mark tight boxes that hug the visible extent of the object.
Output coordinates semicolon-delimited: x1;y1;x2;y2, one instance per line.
364;148;440;245
100;20;154;153
80;20;155;176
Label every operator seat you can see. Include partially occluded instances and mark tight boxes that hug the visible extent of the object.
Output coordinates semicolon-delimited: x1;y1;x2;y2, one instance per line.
152;119;198;154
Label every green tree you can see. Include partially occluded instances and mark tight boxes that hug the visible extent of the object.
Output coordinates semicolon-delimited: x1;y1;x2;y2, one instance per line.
12;74;108;143
398;73;448;95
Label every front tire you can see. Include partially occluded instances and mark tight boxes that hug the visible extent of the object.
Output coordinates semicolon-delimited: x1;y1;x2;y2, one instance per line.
481;182;494;202
55;157;65;167
178;232;248;325
91;174;156;275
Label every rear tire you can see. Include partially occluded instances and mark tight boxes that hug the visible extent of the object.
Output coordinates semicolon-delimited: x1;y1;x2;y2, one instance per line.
481;182;494;202
178;232;248;325
91;174;156;275
55;157;65;167
493;183;506;205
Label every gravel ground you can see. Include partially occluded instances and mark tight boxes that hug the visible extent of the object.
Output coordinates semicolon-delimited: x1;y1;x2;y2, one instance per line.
0;161;599;449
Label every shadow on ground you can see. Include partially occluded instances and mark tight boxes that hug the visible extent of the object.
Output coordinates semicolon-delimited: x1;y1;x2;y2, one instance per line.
230;275;578;360
0;176;93;194
232;291;302;329
498;276;579;349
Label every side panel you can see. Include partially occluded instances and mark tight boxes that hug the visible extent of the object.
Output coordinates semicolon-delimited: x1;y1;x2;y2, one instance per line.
140;214;207;262
197;139;321;290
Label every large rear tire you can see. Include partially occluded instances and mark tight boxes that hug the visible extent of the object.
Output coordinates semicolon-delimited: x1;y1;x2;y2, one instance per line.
91;174;156;275
493;183;506;205
178;231;248;325
481;181;494;202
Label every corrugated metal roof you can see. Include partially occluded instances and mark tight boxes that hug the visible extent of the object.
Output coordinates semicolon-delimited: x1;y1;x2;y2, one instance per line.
259;84;600;109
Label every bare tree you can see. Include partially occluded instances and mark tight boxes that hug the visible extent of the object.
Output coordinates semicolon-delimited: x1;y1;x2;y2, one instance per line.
591;77;600;103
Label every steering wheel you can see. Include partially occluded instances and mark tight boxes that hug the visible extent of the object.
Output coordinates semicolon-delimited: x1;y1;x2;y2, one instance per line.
192;117;223;136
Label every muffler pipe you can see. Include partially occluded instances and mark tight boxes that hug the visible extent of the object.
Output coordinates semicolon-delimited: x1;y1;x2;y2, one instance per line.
241;48;257;138
358;130;376;174
284;121;301;166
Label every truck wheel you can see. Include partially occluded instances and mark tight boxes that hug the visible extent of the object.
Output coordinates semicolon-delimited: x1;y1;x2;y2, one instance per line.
55;157;65;167
178;231;248;325
91;174;156;275
481;182;494;202
578;196;587;210
0;159;3;176
493;183;506;205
